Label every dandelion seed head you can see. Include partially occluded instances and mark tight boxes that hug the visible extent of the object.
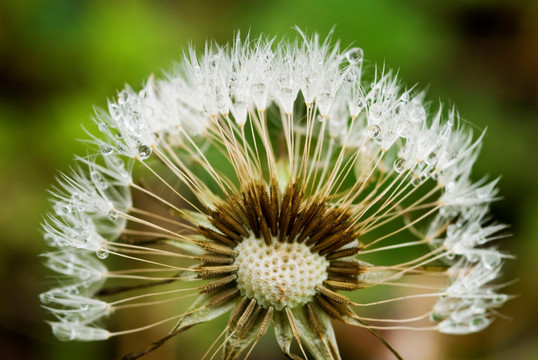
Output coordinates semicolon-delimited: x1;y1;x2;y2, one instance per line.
41;29;512;360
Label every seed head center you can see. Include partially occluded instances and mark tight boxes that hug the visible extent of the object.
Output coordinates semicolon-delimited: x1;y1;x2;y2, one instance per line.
233;237;329;310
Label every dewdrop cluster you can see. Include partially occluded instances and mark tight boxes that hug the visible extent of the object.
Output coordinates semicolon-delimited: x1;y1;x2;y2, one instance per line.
233;237;330;310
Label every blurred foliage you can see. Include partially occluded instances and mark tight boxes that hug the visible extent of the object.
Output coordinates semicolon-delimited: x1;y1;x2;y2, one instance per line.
0;0;536;359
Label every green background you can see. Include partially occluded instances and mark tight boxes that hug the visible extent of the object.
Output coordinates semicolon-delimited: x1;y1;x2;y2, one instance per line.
0;0;536;359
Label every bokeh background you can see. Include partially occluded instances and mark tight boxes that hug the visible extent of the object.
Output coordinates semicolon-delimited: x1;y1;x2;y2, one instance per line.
0;0;536;359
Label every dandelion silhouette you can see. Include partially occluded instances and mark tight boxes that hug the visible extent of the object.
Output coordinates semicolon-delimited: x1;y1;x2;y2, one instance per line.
41;30;511;360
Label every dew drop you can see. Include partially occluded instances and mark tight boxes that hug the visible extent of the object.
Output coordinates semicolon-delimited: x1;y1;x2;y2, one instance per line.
137;144;152;160
208;55;219;68
109;104;122;119
393;158;407;173
430;313;442;322
90;171;102;184
476;187;490;199
39;292;54;304
446;181;456;193
343;71;355;83
54;202;71;216
317;92;332;106
482;252;501;269
100;145;114;155
79;303;89;311
56;237;69;247
397;120;415;138
356;97;365;109
368;103;383;121
254;82;265;93
44;233;56;247
76;233;89;249
394;103;404;115
426;152;438;165
139;88;150;100
409;105;426;123
107;209;119;221
346;48;364;64
446;224;457;238
368;125;381;139
96;247;109;260
471;316;490;331
118;90;129;105
79;269;91;280
130;111;143;127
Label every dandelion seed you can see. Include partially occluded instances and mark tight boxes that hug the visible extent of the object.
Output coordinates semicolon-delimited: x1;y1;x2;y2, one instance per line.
42;30;511;359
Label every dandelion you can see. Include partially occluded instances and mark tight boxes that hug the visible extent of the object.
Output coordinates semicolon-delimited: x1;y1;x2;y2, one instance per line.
41;30;511;359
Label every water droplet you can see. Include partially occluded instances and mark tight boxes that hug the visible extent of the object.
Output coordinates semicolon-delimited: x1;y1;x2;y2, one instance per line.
426;152;438;165
54;202;71;216
430;313;442;322
409;105;426;123
446;224;458;238
368;125;381;139
79;269;91;280
100;145;114;155
90;171;101;183
317;92;332;105
482;252;501;269
346;48;364;64
79;303;89;311
118;90;129;105
446;181;456;193
44;233;55;247
39;292;54;304
208;55;219;68
412;175;422;187
109;104;122;119
369;103;383;122
254;82;265;93
343;71;355;83
96;247;109;259
470;316;490;331
356;97;365;109
137;144;152;160
130;111;143;127
76;233;89;249
393;158;407;173
493;294;507;304
476;187;490;199
56;237;68;247
107;209;119;221
139;88;150;100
